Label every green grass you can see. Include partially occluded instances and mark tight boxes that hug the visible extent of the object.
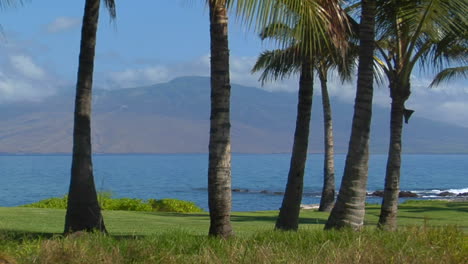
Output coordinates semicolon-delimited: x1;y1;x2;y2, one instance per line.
0;200;467;235
0;226;466;263
0;200;467;263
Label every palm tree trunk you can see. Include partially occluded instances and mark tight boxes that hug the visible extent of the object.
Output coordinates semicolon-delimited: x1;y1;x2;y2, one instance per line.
275;62;313;231
325;0;376;230
208;0;233;238
318;70;335;212
64;0;105;233
378;95;405;230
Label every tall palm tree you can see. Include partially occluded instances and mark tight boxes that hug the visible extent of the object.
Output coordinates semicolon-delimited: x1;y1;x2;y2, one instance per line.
317;65;336;212
253;37;355;217
252;24;314;231
207;0;234;238
317;27;358;212
375;0;467;230
252;5;350;231
317;51;356;212
64;0;116;234
325;0;376;230
205;0;348;236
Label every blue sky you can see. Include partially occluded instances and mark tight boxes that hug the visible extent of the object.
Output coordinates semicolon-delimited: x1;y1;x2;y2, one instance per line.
0;0;467;127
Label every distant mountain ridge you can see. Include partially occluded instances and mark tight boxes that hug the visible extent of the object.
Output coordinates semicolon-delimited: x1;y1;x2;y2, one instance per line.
0;76;467;154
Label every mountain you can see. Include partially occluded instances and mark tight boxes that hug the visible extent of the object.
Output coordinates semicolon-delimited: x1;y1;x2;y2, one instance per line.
0;76;466;154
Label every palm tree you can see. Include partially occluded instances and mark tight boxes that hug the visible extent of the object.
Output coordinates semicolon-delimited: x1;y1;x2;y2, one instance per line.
207;0;234;238
253;35;355;217
317;65;336;212
375;0;467;230
317;52;356;212
252;23;314;231
205;0;348;236
252;6;350;231
64;0;116;234
317;26;358;212
325;0;377;230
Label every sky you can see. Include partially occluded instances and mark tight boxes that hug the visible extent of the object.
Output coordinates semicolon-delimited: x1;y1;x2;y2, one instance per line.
0;0;467;127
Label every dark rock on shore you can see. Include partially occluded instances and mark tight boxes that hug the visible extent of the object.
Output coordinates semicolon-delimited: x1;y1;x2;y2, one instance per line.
399;191;418;197
232;188;249;193
370;190;384;197
232;189;284;195
259;190;284;195
369;190;418;198
438;191;456;197
457;192;468;197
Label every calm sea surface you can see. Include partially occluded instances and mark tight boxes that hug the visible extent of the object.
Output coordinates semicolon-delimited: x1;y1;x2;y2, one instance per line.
0;154;466;211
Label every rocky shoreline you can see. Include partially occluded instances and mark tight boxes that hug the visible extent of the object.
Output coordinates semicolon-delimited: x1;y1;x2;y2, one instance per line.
367;190;468;198
231;188;468;199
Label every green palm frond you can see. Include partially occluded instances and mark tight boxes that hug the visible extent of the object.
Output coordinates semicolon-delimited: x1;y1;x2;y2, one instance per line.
252;1;356;86
427;23;468;70
374;0;467;91
232;0;350;56
317;39;357;83
430;66;468;87
251;47;301;84
259;22;295;42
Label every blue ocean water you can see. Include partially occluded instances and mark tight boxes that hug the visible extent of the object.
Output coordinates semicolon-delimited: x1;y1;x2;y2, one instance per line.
0;154;466;211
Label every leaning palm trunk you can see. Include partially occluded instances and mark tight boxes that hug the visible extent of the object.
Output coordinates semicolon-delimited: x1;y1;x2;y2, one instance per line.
378;86;407;230
275;62;313;231
207;0;233;238
318;70;335;212
64;0;105;233
325;0;376;230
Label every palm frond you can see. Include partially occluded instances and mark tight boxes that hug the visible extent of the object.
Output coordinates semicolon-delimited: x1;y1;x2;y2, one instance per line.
103;0;116;18
430;66;468;87
259;22;295;42
251;47;301;84
374;0;468;91
232;0;350;56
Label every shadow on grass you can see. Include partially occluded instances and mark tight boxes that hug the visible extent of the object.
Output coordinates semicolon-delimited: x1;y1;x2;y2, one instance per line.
0;230;62;241
0;230;154;241
135;212;209;218
230;214;327;225
118;211;327;225
399;206;468;214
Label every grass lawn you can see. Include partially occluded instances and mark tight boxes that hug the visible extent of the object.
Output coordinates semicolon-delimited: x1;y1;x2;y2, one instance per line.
0;200;467;263
1;200;467;235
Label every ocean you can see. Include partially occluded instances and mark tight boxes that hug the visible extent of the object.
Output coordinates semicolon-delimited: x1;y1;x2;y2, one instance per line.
0;154;466;211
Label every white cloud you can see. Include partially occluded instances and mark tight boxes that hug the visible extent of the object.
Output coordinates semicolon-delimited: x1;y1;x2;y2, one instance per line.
0;53;58;103
105;66;171;89
103;56;209;89
46;17;81;34
10;55;46;80
0;72;56;102
103;55;299;91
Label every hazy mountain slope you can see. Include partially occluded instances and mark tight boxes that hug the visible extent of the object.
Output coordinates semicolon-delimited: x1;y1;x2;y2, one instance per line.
0;76;466;154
